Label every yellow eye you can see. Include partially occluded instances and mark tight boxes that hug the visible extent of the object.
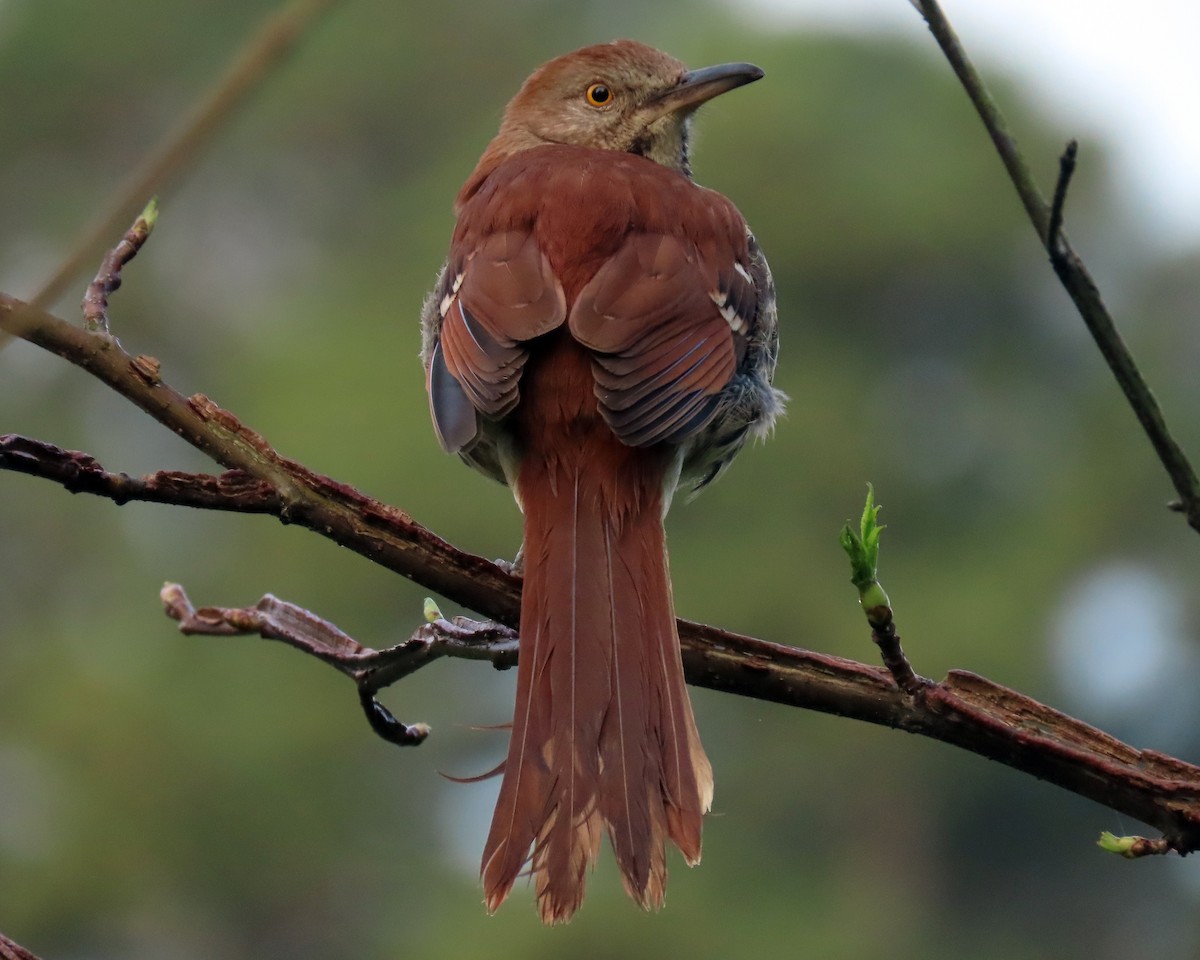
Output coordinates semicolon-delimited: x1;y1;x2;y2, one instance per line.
585;83;612;106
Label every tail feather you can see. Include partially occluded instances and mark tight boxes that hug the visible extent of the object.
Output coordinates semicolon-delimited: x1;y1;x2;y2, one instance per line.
597;518;659;903
481;439;712;923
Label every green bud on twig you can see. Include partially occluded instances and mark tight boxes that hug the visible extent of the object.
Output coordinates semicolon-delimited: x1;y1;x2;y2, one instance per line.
1097;831;1139;857
840;484;891;609
138;196;160;235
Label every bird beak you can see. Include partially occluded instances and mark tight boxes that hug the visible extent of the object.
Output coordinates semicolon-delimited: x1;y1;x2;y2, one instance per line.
650;62;764;117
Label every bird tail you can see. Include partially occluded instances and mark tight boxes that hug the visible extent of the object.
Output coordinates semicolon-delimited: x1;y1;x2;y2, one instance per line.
480;439;713;923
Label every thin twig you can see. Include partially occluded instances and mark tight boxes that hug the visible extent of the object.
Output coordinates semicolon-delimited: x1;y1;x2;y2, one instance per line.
161;584;518;746
80;199;158;333
867;607;924;696
161;582;520;682
913;0;1200;532
28;0;340;312
913;0;1050;236
0;435;280;511
1046;139;1078;249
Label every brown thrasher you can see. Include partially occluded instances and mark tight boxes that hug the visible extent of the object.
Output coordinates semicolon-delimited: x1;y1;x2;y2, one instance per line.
420;40;783;922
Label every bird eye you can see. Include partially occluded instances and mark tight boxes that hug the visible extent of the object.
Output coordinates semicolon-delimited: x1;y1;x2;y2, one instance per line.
585;83;612;106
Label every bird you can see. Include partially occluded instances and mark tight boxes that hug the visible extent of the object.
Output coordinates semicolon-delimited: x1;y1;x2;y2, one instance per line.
419;39;784;923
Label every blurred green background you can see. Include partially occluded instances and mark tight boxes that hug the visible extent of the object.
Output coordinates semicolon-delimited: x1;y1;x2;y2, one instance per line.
3;1;1200;957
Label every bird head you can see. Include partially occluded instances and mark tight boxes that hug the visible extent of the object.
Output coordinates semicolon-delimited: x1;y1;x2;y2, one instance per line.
488;40;763;176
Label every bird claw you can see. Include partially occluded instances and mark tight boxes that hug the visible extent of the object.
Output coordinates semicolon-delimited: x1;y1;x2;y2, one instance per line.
494;544;524;576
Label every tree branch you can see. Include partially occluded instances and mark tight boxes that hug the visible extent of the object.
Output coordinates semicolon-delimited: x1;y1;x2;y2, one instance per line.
0;435;280;512
0;932;41;960
0;292;518;623
155;582;1200;857
5;195;1200;855
913;0;1200;532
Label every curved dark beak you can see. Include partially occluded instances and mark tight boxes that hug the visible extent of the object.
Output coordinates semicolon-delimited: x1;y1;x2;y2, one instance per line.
652;61;764;117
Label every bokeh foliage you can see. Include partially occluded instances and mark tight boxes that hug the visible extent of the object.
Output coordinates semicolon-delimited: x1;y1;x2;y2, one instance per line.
2;1;1200;957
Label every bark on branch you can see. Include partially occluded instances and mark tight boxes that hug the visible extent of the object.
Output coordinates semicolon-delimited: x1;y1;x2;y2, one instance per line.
0;435;280;512
0;933;41;960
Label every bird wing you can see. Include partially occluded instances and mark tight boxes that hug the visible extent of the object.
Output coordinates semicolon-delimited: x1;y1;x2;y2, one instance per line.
569;230;756;448
429;228;567;453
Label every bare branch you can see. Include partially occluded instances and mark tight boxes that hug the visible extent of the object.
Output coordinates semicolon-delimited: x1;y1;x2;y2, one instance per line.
1;435;281;512
1046;139;1078;250
691;629;1200;856
0;292;518;624
157;581;1200;857
0;932;41;960
160;584;518;746
913;0;1200;532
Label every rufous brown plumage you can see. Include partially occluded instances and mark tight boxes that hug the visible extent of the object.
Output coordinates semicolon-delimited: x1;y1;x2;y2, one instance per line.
419;39;784;923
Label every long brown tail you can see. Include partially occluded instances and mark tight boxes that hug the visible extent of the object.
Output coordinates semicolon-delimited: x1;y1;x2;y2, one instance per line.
481;430;713;923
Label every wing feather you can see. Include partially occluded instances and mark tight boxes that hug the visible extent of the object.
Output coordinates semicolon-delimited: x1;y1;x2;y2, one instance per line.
570;233;751;449
430;227;567;450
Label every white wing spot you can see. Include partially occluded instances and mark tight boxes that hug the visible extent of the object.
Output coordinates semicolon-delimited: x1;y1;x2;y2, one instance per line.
710;290;745;333
733;261;753;285
439;273;465;318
